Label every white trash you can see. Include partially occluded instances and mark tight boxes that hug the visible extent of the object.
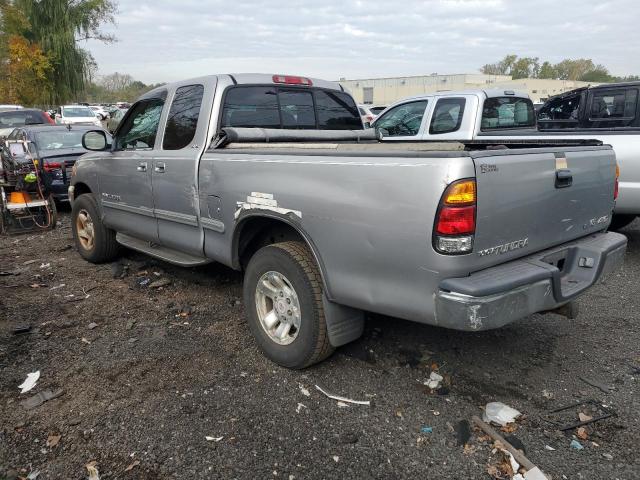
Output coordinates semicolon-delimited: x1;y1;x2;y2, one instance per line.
482;402;521;426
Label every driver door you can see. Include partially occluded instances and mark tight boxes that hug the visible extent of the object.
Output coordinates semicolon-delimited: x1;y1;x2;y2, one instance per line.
98;94;166;242
374;99;431;141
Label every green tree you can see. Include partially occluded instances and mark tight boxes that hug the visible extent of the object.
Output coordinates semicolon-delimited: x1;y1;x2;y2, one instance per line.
538;61;557;79
510;57;540;79
480;54;517;75
580;64;613;82
15;0;117;104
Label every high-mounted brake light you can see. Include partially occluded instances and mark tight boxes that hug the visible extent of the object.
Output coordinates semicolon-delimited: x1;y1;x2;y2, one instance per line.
614;164;620;200
272;75;313;86
434;179;477;254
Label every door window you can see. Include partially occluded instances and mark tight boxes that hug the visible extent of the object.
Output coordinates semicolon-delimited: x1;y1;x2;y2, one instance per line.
375;101;428;137
587;89;637;128
537;93;581;130
429;98;465;134
115;99;165;151
163;84;204;150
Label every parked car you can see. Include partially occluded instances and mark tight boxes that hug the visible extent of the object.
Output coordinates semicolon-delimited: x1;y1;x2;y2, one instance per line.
0;108;55;138
0;104;24;110
358;105;377;125
106;108;127;133
89;105;110;121
54;105;102;127
5;125;110;202
69;73;624;368
536;82;640;229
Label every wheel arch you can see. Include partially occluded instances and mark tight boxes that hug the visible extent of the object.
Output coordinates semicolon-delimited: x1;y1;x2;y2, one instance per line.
232;212;332;298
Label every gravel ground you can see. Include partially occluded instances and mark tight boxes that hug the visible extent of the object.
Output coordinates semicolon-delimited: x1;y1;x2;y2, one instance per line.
1;211;639;480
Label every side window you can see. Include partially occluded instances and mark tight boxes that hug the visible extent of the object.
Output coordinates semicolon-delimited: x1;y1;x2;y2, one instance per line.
587;89;637;128
314;91;362;130
429;98;465;134
481;97;535;130
278;90;316;129
115;99;164;151
375;101;428;137
163;84;204;150
221;86;280;128
537;94;581;130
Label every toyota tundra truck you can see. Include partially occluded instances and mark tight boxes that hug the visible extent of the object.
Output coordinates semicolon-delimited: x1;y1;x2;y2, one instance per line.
69;73;627;368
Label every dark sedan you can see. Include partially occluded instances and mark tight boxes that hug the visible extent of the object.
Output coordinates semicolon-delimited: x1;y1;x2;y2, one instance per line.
4;125;111;202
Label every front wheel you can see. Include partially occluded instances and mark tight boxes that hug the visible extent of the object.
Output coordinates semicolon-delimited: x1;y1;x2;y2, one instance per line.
243;241;334;369
71;194;120;263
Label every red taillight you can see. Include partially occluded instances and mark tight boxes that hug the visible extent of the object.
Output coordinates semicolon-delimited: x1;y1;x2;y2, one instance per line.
272;75;313;86
44;161;62;171
434;179;477;254
614;164;620;200
436;206;476;235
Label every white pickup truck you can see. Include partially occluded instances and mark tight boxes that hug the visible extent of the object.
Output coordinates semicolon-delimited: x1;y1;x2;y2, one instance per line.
373;87;639;230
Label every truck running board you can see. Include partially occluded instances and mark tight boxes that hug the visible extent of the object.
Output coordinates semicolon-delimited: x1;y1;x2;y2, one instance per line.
116;233;211;267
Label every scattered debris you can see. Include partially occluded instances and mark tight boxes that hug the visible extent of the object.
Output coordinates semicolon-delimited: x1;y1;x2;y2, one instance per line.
81;337;91;344
544;445;555;451
149;278;171;288
50;283;65;290
576;427;588;440
471;416;549;479
602;453;613;461
26;470;41;480
544;400;614;431
124;460;140;472
23;259;38;265
315;385;371;406
570;439;584;450
455;419;471;446
18;371;40;394
420;426;433;434
46;433;61;448
12;324;32;335
425;371;443;390
86;461;100;480
299;384;311;397
21;389;64;410
39;263;50;269
483;402;522;426
332;456;339;463
205;436;224;442
579;376;613;394
88;322;98;330
542;389;554;399
296;403;307;413
336;401;349;408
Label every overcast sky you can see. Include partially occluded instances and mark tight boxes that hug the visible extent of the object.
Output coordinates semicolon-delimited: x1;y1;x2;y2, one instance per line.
86;0;640;84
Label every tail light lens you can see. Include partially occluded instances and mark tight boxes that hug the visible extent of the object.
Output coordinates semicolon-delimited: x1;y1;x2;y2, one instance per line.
43;161;63;172
614;164;619;200
434;179;476;254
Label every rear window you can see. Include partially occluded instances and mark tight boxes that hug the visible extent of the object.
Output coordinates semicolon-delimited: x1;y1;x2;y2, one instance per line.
481;97;535;130
0;110;48;128
221;86;362;130
589;89;637;120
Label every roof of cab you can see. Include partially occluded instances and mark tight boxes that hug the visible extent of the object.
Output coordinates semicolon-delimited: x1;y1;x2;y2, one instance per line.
140;73;345;101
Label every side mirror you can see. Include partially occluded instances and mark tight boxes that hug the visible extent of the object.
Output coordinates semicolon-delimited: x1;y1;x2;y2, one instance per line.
82;130;110;151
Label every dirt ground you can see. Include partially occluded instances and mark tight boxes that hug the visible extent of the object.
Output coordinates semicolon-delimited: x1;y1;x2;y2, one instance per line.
1;210;639;480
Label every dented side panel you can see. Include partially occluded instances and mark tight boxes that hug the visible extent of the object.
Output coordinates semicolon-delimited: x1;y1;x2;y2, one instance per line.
198;151;476;323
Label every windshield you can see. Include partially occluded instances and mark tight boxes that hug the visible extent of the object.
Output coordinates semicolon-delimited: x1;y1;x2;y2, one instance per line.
35;130;87;149
0;110;47;128
481;97;535;130
62;107;95;118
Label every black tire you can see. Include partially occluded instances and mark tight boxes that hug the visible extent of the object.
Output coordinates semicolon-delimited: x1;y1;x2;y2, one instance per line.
71;193;120;263
243;241;334;369
609;214;636;231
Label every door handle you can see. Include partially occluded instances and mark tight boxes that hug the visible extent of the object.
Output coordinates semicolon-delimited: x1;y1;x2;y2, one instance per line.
136;162;147;172
154;162;166;173
555;169;572;188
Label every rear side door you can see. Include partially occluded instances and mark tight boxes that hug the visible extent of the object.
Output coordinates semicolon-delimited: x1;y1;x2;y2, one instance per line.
152;79;215;255
98;93;167;242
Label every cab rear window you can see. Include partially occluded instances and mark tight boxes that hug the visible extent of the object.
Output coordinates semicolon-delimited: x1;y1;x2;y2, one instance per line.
481;97;535;130
221;86;362;130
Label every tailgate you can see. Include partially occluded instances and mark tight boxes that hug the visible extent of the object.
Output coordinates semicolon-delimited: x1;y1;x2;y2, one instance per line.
472;146;616;268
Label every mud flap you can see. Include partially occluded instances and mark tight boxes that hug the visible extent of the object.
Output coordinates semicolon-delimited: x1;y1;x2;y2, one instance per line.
322;294;365;347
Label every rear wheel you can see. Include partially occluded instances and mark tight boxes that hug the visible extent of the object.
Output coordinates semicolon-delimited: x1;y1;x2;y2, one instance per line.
71;194;120;263
610;214;636;231
243;241;334;369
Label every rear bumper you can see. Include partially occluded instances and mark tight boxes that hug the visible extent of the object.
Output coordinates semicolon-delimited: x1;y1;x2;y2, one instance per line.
434;232;627;331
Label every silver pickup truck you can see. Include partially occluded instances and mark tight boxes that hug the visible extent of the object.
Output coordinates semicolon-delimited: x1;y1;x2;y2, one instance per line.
69;73;627;368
